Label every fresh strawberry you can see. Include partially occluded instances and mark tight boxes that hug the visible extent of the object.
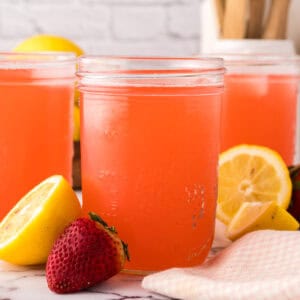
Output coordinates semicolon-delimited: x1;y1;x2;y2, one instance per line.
288;165;300;222
46;212;129;294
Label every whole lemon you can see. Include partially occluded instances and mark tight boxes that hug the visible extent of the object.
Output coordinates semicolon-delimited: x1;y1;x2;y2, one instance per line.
13;34;84;56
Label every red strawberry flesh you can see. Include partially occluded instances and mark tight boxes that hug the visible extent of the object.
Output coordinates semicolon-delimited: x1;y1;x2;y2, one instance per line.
46;215;128;293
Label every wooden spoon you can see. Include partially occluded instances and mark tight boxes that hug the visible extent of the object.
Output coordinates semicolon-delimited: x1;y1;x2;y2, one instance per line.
263;0;291;39
247;0;265;38
222;0;248;39
214;0;225;35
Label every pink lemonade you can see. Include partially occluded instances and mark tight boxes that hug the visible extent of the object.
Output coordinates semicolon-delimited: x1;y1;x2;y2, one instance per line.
79;57;224;272
0;53;75;220
221;73;299;165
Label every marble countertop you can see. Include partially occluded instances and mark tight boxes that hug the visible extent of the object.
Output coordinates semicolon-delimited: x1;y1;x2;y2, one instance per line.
0;243;225;300
0;189;175;300
0;247;226;300
0;192;227;300
0;261;173;300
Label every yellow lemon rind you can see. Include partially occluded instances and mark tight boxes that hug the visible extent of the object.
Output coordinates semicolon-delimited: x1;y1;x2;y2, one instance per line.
226;201;299;241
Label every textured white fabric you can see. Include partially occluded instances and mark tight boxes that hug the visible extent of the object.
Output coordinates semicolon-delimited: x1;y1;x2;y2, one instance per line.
142;230;300;300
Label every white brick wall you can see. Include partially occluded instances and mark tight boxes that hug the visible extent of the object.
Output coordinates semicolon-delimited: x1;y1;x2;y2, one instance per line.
0;0;202;56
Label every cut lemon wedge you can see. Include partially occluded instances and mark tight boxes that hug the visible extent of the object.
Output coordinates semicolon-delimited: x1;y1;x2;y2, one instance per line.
0;175;81;265
226;201;299;241
217;145;292;225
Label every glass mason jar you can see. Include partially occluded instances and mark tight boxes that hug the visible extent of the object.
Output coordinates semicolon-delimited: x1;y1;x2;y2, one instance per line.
0;52;76;221
77;56;224;273
219;54;300;166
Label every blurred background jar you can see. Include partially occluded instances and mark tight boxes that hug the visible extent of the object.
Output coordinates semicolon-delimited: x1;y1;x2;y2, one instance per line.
200;0;300;248
200;0;300;164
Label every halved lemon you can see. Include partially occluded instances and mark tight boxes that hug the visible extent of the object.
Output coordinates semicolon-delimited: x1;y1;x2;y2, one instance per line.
0;175;81;265
227;201;299;241
217;145;292;225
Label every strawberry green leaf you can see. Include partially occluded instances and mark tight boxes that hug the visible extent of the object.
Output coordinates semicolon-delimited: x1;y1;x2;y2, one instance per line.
88;212;117;233
122;241;130;262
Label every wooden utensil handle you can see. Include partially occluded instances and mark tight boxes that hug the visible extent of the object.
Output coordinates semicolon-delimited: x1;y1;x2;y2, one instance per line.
263;0;291;39
247;0;265;38
222;0;248;39
214;0;225;35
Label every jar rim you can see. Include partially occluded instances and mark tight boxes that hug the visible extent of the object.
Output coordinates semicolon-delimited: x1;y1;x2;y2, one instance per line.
77;55;225;78
0;51;76;69
209;53;300;66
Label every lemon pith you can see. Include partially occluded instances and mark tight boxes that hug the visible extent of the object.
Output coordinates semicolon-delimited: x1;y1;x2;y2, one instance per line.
0;175;81;265
217;144;292;225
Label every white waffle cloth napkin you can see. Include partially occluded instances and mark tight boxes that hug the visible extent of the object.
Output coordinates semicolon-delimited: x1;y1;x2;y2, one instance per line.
142;230;300;300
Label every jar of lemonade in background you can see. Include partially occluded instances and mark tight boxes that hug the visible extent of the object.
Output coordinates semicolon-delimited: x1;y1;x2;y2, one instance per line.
13;35;85;190
220;54;300;166
0;52;76;220
77;56;224;272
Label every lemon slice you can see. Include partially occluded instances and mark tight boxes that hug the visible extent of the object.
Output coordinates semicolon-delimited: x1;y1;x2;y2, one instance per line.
227;201;299;241
0;175;81;265
217;145;292;224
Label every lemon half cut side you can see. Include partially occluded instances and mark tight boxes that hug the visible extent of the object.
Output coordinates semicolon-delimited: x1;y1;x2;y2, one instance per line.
0;175;81;265
217;145;292;225
226;201;299;241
